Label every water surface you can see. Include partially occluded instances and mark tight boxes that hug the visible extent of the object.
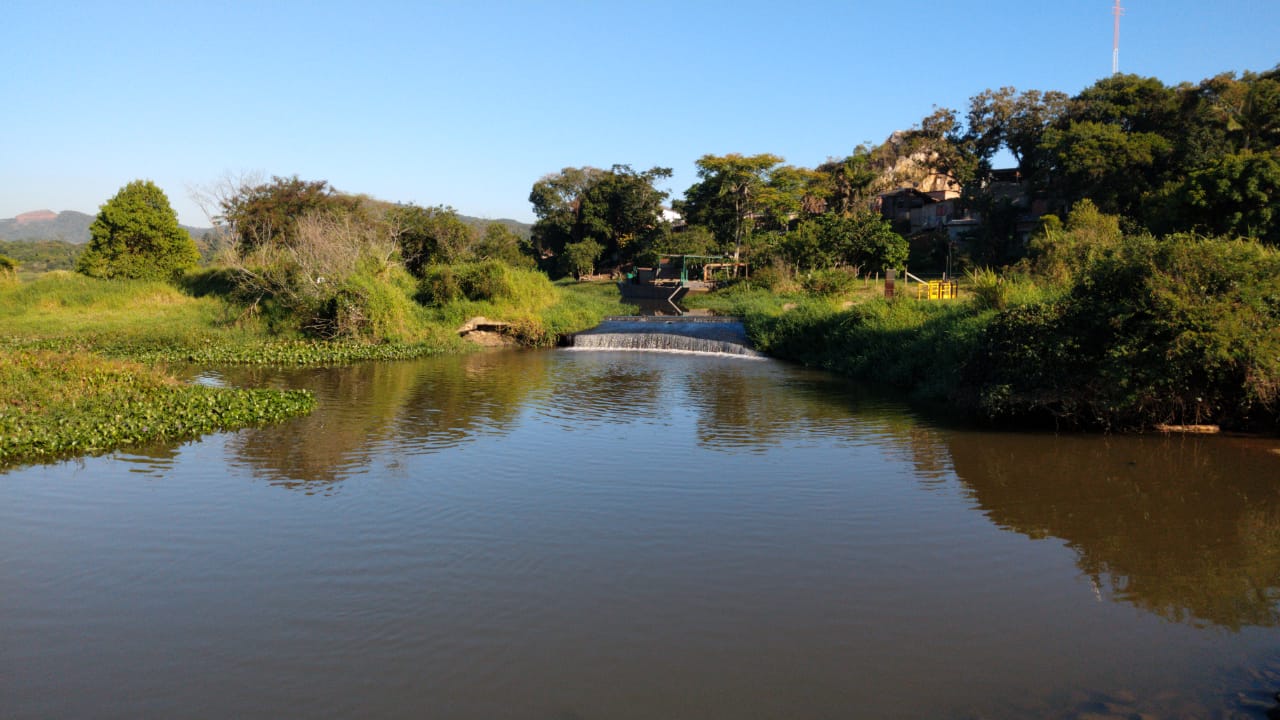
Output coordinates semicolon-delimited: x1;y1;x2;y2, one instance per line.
3;350;1280;719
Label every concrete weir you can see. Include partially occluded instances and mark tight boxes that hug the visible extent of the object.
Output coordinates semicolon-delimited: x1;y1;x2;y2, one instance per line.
568;316;765;358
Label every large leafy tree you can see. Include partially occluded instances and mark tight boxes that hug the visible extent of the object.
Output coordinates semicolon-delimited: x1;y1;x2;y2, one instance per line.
1038;120;1172;217
965;87;1069;176
676;153;784;263
474;222;535;268
576;164;672;261
528;165;670;269
76;180;199;280
813;147;879;216
1178;150;1280;244
528;166;608;259
219;175;362;251
389;204;476;274
780;212;907;272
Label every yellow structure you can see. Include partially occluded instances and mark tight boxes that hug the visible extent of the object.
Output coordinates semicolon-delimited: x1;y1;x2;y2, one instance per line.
917;280;959;300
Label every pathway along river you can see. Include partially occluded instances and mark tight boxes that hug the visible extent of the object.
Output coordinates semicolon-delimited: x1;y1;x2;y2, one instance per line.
4;349;1280;719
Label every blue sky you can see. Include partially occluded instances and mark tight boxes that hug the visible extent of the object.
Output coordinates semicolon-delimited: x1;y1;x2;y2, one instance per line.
3;0;1278;226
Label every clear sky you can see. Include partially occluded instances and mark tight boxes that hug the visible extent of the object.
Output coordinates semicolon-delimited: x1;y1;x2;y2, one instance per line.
3;0;1277;226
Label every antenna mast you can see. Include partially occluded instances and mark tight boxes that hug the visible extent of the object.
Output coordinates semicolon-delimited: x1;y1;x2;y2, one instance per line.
1112;0;1124;75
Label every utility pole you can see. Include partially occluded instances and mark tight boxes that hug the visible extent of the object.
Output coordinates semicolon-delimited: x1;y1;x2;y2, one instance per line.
1112;0;1124;75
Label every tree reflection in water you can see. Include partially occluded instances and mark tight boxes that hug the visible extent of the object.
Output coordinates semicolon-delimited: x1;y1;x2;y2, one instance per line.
946;431;1280;629
222;351;550;491
213;350;1280;631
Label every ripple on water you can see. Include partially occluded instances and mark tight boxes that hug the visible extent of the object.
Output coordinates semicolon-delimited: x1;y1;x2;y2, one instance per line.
6;350;1280;720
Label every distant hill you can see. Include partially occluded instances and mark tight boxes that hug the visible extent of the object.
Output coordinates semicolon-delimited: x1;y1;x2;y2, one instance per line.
0;209;530;244
0;211;94;243
0;210;214;245
458;215;532;239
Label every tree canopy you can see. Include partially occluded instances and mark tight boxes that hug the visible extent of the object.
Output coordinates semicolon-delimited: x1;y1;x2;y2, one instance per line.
676;153;785;263
523;63;1280;277
76;180;199;280
528;164;671;273
219;175;363;251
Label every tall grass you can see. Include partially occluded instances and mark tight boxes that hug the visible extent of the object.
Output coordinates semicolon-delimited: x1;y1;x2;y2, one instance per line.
0;272;250;345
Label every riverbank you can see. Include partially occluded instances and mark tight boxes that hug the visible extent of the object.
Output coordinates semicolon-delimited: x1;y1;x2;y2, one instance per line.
693;234;1280;433
0;271;627;467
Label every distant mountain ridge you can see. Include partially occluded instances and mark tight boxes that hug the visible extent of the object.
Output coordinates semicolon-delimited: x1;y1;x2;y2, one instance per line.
0;210;530;244
0;210;213;245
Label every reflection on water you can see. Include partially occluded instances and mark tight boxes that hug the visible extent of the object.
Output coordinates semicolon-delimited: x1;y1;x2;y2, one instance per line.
216;352;550;490
203;353;1280;633
948;432;1280;630
3;349;1280;720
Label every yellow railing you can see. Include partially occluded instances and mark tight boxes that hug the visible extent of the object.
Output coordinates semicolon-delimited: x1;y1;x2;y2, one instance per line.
916;280;959;300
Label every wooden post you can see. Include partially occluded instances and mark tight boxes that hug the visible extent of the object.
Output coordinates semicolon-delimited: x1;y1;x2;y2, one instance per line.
884;268;895;299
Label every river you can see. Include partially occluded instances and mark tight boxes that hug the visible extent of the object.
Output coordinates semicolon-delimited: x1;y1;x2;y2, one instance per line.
3;349;1280;719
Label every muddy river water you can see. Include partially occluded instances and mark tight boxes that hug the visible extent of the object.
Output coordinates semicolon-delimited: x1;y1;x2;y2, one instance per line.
3;349;1280;719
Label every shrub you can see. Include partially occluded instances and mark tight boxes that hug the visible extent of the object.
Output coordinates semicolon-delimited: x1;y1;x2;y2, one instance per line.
742;262;800;293
968;233;1280;430
1026;199;1123;285
218;209;418;341
801;267;859;296
0;254;17;285
76;180;200;281
417;261;559;307
562;239;604;279
966;267;1007;310
310;264;423;341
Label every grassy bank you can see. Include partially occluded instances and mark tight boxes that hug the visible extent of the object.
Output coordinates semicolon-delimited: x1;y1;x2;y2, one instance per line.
0;267;625;364
0;266;626;468
702;235;1280;433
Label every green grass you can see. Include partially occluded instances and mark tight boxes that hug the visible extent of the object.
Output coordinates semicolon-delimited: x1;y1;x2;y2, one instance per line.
0;268;623;364
0;268;626;468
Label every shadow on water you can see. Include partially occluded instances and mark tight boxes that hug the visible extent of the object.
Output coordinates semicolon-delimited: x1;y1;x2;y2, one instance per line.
946;430;1280;631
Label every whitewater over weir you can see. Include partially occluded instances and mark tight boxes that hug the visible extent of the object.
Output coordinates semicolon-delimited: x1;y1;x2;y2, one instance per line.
568;315;765;358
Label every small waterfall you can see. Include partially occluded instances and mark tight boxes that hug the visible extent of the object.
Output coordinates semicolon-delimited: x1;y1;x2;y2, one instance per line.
569;316;765;358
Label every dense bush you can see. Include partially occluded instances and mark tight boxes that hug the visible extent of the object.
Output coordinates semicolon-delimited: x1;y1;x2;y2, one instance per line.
0;254;17;281
967;234;1280;430
800;267;859;296
417;261;557;306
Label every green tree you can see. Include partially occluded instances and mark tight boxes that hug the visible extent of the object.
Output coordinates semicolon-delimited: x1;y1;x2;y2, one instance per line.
219;175;361;251
389;204;476;274
813;147;879;216
676;153;785;264
965;87;1069;174
474;222;535;268
528;165;671;271
1179;150;1280;244
781;212;907;272
76;180;200;280
1068;74;1180;136
575;165;673;262
756;164;821;230
1038;120;1172;217
528;166;608;258
562;239;603;279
